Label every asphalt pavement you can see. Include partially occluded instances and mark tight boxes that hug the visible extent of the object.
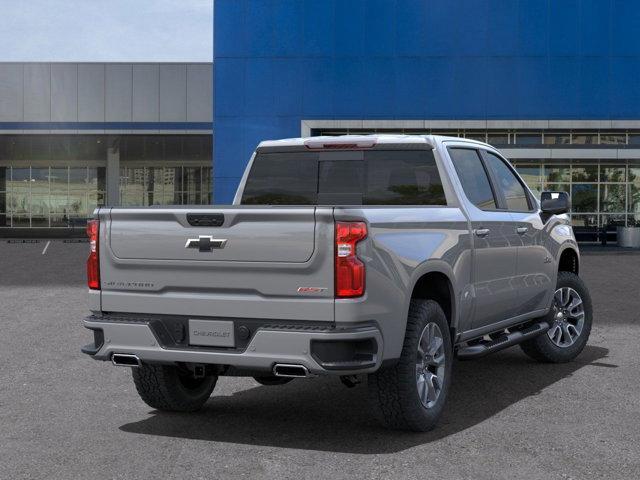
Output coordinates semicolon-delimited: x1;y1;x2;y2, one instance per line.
0;241;639;479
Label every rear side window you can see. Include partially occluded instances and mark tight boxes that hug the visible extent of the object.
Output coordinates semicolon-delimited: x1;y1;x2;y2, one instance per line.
482;151;531;211
448;148;498;210
241;150;447;206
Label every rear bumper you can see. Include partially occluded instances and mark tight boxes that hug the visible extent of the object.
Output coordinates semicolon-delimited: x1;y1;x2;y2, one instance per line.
82;316;383;376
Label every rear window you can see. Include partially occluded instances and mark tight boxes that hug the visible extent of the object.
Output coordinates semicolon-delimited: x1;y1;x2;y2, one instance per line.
241;150;447;206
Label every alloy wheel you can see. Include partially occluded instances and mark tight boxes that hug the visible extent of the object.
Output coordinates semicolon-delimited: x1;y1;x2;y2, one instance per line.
547;287;585;348
416;322;446;408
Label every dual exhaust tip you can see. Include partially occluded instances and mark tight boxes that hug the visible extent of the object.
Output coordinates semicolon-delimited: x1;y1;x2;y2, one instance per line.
273;363;309;378
111;353;141;367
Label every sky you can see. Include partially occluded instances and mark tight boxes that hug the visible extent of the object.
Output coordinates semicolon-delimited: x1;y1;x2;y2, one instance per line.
0;0;213;62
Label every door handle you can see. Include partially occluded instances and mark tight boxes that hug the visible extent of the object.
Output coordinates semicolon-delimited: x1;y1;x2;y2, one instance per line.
474;228;490;237
516;226;528;235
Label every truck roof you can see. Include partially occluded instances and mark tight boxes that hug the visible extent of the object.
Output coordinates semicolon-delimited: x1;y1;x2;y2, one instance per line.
257;134;490;150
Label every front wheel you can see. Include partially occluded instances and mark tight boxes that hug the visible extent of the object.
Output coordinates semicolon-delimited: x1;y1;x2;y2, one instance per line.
132;364;217;412
520;271;593;363
368;299;452;432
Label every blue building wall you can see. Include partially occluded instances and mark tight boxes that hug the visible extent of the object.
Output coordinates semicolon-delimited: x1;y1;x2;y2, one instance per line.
214;0;640;203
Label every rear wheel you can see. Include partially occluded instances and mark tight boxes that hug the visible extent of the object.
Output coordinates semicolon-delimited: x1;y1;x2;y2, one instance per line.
132;364;217;412
520;271;593;363
368;299;452;432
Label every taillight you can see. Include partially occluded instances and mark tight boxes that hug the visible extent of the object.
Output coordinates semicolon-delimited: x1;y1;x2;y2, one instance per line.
86;219;100;290
335;221;367;298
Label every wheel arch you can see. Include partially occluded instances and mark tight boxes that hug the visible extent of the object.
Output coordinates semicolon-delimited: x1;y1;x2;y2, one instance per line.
408;262;458;336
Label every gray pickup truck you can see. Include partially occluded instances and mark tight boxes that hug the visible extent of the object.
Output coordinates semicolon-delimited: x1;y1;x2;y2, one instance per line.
82;135;592;431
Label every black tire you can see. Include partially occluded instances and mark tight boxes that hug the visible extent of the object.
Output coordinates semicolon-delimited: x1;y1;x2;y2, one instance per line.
132;364;217;412
368;299;453;432
520;271;593;363
253;376;294;386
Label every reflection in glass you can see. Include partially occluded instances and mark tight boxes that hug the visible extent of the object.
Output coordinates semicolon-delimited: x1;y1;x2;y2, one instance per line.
600;184;626;212
600;214;625;227
515;133;542;145
571;214;598;228
571;165;598;182
543;133;570;145
487;133;509;145
571;133;598;144
600;166;626;183
545;183;570;194
544;165;571;183
600;134;626;145
572;184;597;212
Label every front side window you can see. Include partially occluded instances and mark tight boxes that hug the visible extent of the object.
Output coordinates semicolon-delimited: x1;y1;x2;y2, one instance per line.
448;148;497;210
482;151;531;211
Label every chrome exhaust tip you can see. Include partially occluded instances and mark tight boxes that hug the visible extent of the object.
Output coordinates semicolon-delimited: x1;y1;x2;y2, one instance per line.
273;363;309;378
111;353;141;367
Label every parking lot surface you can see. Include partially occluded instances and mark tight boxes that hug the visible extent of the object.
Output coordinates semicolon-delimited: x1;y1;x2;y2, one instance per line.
1;241;639;479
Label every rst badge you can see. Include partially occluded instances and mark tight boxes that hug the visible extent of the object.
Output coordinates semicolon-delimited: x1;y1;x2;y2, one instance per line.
297;287;328;294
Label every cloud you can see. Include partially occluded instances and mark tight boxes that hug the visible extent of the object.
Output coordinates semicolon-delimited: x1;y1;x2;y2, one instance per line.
0;0;213;62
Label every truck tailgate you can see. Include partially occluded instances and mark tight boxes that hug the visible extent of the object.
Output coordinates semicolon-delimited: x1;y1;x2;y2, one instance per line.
98;207;335;322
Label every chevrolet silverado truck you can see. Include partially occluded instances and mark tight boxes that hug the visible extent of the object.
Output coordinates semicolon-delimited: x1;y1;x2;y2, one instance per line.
82;135;592;431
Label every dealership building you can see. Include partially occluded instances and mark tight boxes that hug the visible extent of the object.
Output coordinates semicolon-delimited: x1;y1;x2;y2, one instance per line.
0;62;212;235
213;0;640;242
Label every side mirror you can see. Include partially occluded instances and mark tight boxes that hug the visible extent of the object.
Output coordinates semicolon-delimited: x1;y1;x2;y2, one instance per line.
541;191;570;215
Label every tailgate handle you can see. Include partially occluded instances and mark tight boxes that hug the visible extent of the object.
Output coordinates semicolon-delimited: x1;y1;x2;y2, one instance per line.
187;213;224;227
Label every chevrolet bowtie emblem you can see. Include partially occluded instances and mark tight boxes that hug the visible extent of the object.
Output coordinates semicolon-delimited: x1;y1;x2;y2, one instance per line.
185;235;227;252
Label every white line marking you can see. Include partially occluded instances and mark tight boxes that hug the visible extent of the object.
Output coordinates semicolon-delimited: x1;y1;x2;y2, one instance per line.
41;241;51;255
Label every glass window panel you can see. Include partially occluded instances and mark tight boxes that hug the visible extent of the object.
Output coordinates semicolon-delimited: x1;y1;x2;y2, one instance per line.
448;148;498;210
31;215;48;227
0;166;6;191
600;165;626;182
483;151;530;211
50;168;68;193
629;166;640;184
8;191;29;214
515;164;541;185
464;131;486;142
9;168;31;192
87;191;106;213
50;194;71;213
544;165;571;183
515;133;542;145
571;165;598;182
629;213;640;227
0;191;6;213
629;183;640;215
571;214;598;228
184;136;207;160
572;184;598;212
50;213;70;227
11;215;30;227
69;168;88;191
68;191;87;216
599;133;626;145
543;132;570;145
30;168;49;195
487;133;509;145
600;184;626;212
30;195;49;216
571;133;598;144
183;167;202;204
0;214;7;227
628;134;640;145
600;214;625;227
545;183;570;194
